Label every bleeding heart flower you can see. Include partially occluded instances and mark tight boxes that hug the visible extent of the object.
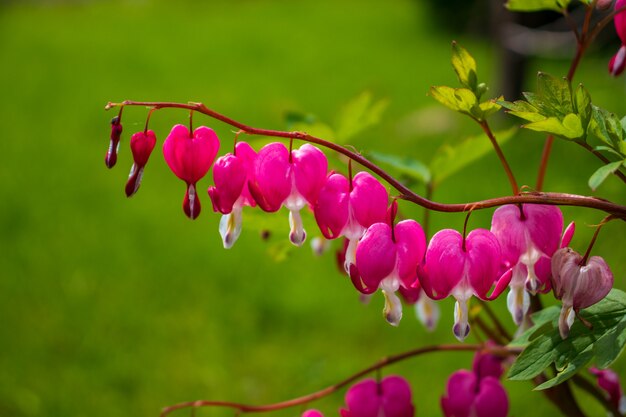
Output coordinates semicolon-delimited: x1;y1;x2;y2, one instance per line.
491;204;574;325
610;0;626;76
302;410;324;417
441;370;508;417
418;229;512;341
315;171;388;272
125;130;157;197
207;141;257;248
248;142;327;246
340;376;415;417
551;247;614;339
163;124;220;219
351;217;426;326
105;115;123;169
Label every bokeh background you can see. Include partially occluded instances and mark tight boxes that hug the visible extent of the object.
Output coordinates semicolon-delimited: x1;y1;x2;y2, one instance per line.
1;0;625;416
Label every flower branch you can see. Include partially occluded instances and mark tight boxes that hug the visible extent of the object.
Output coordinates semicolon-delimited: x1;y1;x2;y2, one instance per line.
105;101;626;220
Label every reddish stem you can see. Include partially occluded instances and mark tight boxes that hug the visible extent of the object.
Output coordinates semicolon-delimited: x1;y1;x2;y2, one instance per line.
479;121;519;195
105;101;626;220
580;215;615;265
159;344;516;417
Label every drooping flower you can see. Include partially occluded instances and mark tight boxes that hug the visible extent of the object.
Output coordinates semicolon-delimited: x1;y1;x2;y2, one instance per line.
609;0;626;76
551;247;614;339
418;229;511;341
315;171;388;272
398;283;440;332
351;215;426;326
441;349;509;417
248;142;328;246
340;376;415;417
105;115;123;169
207;141;257;248
163;124;220;219
490;204;574;325
589;367;626;414
125;130;157;197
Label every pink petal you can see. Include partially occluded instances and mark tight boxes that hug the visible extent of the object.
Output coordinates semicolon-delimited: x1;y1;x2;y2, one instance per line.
420;229;466;299
589;367;624;411
441;370;476;417
572;255;614;309
394;220;426;287
466;229;502;299
163;125;220;184
130;130;157;167
314;173;350;239
344;379;381;417
609;45;626;77
302;410;324;417
292;144;328;205
473;377;509;417
183;183;201;220
355;223;397;289
472;347;504;380
351;172;389;229
616;0;626;44
522;204;563;256
380;376;415;417
561;222;575;248
209;153;247;214
248;142;291;212
105;116;123;169
235;141;258;206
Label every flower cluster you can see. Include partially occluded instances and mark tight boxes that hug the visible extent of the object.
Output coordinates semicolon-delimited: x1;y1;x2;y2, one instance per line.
104;117;615;342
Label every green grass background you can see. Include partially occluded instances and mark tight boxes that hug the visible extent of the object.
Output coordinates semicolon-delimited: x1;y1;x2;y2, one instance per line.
0;0;625;416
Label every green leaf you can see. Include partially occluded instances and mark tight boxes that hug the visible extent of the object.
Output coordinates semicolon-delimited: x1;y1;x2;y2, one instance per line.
335;92;389;143
536;72;573;117
590;106;624;153
498;99;545;122
588;160;624;191
574;84;592;134
506;0;570;12
508;290;626;389
451;42;478;92
430;126;517;186
368;152;432;185
479;98;503;118
523;113;583;139
429;86;478;119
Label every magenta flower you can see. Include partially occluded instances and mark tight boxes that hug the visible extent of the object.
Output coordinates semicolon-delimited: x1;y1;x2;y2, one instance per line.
125;130;157;197
610;0;626;76
105;115;123;169
441;370;508;417
340;376;415;417
418;229;511;341
491;204;574;325
315;171;388;272
551;247;614;339
207;141;257;248
351;219;426;326
589;367;626;414
163;124;220;220
248;142;328;246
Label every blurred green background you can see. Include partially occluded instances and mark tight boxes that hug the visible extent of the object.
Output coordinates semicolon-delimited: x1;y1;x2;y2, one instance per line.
0;0;625;416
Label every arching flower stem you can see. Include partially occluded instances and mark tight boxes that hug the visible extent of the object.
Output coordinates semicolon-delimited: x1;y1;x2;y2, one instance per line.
104;101;626;220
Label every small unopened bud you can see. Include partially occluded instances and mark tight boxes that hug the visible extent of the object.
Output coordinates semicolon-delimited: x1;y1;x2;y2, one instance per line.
125;130;156;197
105;116;123;169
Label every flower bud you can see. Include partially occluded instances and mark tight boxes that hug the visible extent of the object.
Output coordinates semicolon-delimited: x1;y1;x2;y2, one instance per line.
125;130;157;197
597;0;614;10
105;116;123;169
551;247;614;339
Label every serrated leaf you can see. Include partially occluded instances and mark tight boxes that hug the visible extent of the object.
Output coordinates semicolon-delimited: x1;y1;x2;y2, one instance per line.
537;72;573;117
588;160;624;190
524;114;583;139
335;92;389;143
368;152;431;185
430;126;517;185
451;42;478;91
499;100;545;122
429;86;479;119
574;84;592;131
590;106;624;150
479;98;502;118
508;290;626;388
506;0;570;12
